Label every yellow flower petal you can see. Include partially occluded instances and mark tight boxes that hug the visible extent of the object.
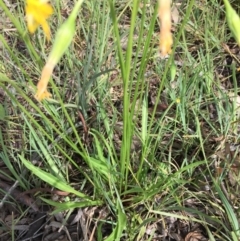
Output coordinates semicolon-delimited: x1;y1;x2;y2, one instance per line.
25;0;53;40
26;14;39;33
41;20;51;40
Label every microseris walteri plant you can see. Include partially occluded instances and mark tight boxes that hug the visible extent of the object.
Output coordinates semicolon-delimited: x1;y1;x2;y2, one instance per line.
25;0;53;41
158;0;173;56
35;0;84;101
223;0;240;46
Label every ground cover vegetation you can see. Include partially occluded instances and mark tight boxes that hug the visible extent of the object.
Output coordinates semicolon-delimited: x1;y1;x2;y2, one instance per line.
0;0;240;240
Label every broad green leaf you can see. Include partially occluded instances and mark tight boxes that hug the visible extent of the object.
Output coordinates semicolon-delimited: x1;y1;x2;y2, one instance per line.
41;198;103;214
19;155;91;199
104;200;126;241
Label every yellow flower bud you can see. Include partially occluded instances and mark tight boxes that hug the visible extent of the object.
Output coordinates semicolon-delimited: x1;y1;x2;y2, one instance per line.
34;16;75;101
48;15;76;65
35;0;84;101
223;0;240;46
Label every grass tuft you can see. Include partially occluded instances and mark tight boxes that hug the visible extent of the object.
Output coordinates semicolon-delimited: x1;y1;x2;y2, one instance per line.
1;0;240;240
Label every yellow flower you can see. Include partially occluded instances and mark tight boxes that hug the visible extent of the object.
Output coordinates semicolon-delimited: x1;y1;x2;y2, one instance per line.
176;98;180;104
158;0;173;56
25;0;53;41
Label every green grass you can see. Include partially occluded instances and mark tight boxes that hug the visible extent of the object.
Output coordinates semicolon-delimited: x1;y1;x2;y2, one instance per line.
0;0;240;240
